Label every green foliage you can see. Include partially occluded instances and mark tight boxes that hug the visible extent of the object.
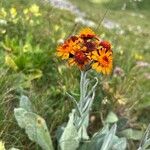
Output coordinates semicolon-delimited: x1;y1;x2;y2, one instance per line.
105;111;118;124
14;73;127;150
56;71;127;150
19;95;33;112
0;0;150;149
59;110;79;150
14;95;54;150
101;124;117;150
138;125;150;150
120;128;143;140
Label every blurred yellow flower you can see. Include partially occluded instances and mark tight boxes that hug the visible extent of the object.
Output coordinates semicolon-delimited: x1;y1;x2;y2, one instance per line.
29;4;41;16
114;91;127;105
79;28;96;38
134;53;143;60
0;29;6;34
29;19;34;25
0;141;5;150
23;43;32;52
0;8;7;18
5;55;18;71
10;8;17;18
119;50;124;55
23;8;29;15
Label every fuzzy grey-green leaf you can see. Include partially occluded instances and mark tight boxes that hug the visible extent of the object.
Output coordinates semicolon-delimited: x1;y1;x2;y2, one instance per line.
14;108;27;128
85;125;109;150
9;148;20;150
59;110;79;150
101;124;117;150
105;111;118;124
78;125;89;140
112;137;127;150
14;108;54;150
120;128;143;140
19;95;33;112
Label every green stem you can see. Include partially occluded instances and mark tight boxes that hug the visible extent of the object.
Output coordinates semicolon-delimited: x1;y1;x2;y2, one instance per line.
80;71;86;109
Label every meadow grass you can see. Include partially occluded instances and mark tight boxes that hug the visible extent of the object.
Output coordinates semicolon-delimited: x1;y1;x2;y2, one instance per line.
0;0;150;149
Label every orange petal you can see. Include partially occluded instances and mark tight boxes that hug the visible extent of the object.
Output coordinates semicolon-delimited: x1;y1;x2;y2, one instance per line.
92;62;99;69
62;53;69;59
56;52;63;57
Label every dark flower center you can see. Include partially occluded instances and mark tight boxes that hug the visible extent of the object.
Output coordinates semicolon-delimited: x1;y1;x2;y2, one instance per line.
85;41;95;52
100;41;111;50
103;56;109;63
74;51;87;64
70;36;78;42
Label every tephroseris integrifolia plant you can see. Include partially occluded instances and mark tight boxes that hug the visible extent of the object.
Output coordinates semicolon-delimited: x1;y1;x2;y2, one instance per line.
14;28;127;150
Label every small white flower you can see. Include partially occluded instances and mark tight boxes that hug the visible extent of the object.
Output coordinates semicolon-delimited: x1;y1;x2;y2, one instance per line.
75;17;96;28
75;17;84;23
57;39;64;44
0;19;7;25
144;73;150;80
116;29;125;35
136;61;150;68
102;19;120;30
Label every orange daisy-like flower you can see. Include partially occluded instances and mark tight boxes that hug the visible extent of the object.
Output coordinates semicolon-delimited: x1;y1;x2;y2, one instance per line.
91;48;113;74
57;35;90;69
100;40;112;51
79;28;96;39
56;36;82;59
68;51;89;69
56;28;113;73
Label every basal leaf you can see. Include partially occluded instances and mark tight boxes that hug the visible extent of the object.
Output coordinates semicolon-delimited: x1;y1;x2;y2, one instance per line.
105;111;118;124
59;110;79;150
112;137;127;150
14;108;53;150
101;124;117;150
120;128;143;140
19;95;33;112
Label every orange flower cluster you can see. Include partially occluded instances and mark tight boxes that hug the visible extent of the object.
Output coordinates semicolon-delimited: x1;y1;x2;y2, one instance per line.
57;28;113;74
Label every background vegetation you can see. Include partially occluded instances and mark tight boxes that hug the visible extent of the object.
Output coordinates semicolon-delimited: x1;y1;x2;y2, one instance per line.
0;0;150;149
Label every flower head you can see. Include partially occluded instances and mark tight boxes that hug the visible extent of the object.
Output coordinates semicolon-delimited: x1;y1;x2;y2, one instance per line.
91;48;113;74
10;8;17;18
0;141;5;150
0;8;7;18
68;51;90;69
79;28;96;39
56;36;83;60
100;40;111;51
56;28;113;74
29;4;41;16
